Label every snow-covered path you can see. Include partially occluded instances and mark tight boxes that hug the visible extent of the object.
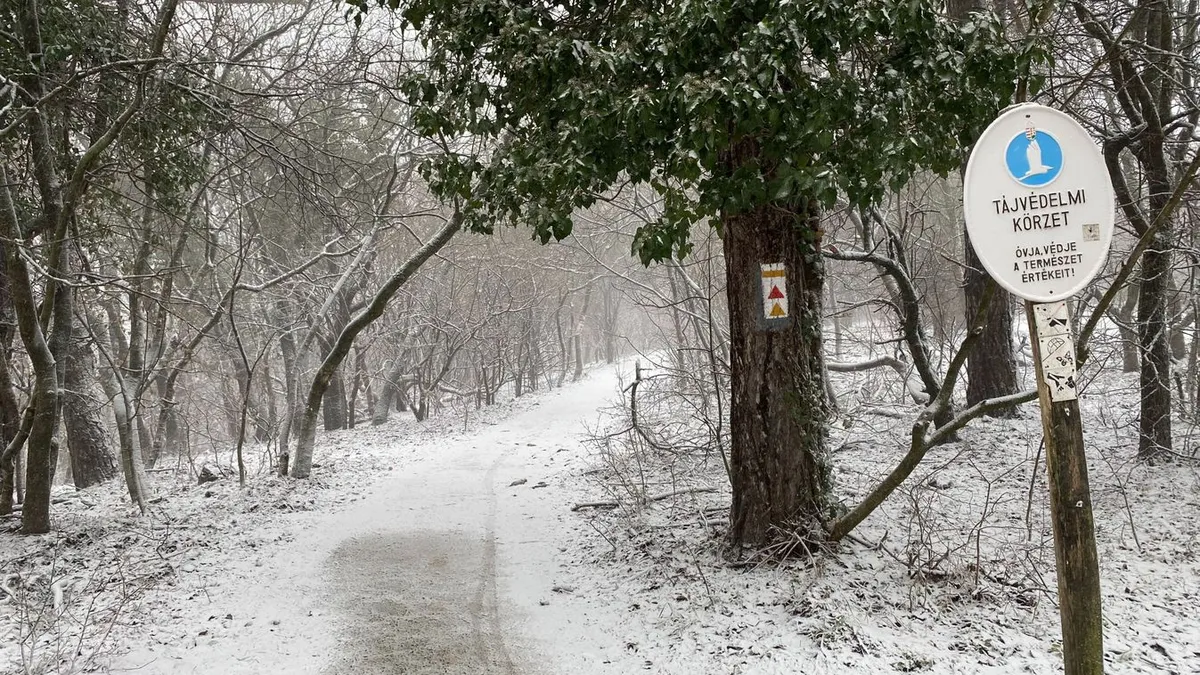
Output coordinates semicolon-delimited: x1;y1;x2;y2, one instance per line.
109;367;636;675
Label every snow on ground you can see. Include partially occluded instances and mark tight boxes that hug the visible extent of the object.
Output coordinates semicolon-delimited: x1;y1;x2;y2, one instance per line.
2;366;648;675
2;355;1199;675
563;346;1200;674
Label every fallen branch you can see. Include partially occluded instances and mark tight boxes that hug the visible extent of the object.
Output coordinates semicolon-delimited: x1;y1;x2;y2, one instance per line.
571;486;717;511
828;355;929;403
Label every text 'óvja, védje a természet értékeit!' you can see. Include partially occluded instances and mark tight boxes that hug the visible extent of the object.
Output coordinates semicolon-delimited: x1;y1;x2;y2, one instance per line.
1013;240;1083;284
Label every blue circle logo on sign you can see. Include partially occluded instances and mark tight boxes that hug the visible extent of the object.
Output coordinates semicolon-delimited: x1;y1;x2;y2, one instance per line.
1004;128;1063;188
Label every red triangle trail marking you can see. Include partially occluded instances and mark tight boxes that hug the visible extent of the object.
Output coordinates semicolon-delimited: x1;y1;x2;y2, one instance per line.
767;285;784;300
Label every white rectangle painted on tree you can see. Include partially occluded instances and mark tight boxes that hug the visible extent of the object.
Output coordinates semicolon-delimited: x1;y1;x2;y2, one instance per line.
760;263;788;320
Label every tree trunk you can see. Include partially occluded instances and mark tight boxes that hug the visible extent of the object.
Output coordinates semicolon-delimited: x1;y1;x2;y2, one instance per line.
62;330;117;488
261;360;278;442
322;368;348;431
277;324;299;473
89;305;149;509
372;360;407;425
963;241;1019;414
0;245;21;513
1138;242;1173;462
1113;284;1141;373
602;283;618;364
109;375;149;510
573;334;584;381
1168;280;1187;361
157;378;185;458
827;280;843;360
291;215;459;478
952;0;1017;416
1;169;61;534
514;340;525;398
722;147;830;548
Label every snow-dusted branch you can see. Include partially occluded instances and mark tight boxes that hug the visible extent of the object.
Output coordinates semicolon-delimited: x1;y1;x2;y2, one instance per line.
825;224;940;403
827;356;928;404
1076;147;1200;362
289;210;463;478
826;283;1034;542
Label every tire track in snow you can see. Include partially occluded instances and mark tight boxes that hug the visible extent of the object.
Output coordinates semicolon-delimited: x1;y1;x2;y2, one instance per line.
323;435;523;673
471;453;517;674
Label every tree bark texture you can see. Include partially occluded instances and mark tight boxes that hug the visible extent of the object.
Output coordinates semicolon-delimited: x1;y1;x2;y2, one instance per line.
951;0;1018;416
372;361;408;425
62;329;118;488
1114;285;1141;373
1;167;60;534
0;245;21;513
963;240;1019;414
1136;0;1175;461
722;143;830;548
322;368;348;431
1078;0;1175;461
93;309;149;510
1138;241;1173;461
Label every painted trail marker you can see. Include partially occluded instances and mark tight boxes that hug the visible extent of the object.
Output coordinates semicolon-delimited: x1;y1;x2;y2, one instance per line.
760;263;788;320
964;103;1111;675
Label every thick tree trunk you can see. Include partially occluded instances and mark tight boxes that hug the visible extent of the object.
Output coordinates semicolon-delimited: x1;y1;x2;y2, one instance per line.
963;240;1019;415
322;368;348;431
1138;242;1173;462
21;369;58;534
372;360;407;425
62;330;117;488
723;148;830;548
1;170;61;534
951;0;1017;417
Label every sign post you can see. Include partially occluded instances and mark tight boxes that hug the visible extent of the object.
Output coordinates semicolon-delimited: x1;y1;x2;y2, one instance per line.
964;103;1113;675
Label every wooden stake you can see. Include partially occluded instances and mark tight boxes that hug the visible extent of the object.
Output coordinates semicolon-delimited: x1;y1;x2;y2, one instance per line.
1025;300;1104;675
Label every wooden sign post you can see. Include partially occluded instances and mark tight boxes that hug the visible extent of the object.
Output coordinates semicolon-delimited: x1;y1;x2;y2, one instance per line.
1025;301;1104;675
963;104;1114;675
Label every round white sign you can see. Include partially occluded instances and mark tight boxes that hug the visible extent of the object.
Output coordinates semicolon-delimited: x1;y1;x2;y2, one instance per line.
963;103;1115;303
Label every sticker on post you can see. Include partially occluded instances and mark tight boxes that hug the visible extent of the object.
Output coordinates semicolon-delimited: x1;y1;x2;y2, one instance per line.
1035;301;1078;402
1044;369;1078;402
1033;301;1071;336
761;263;788;320
1040;335;1077;371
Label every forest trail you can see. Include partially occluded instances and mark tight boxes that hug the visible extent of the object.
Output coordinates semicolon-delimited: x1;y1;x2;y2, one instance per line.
109;367;632;675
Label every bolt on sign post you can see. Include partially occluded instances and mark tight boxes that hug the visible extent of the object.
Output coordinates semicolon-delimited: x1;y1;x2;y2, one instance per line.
964;103;1114;675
